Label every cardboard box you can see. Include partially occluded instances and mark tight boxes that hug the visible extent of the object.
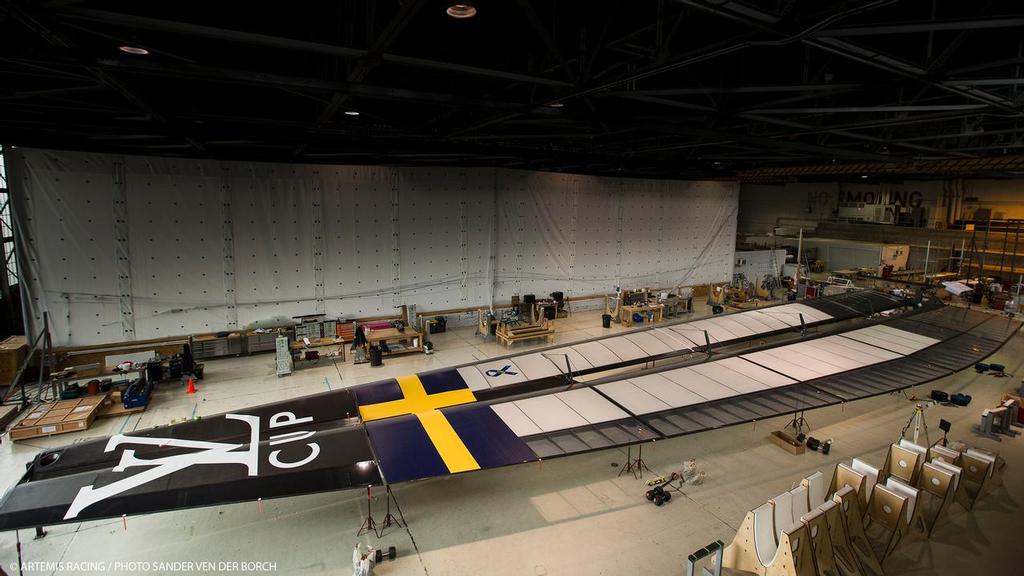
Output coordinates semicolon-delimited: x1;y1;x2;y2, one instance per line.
769;430;806;455
0;335;27;385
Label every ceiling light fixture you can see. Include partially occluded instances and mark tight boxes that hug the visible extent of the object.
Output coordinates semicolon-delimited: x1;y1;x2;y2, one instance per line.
860;175;869;179
545;102;564;108
344;110;360;116
447;2;477;18
118;46;149;55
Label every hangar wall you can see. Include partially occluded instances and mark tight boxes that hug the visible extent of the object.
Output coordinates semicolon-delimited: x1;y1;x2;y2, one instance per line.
739;179;1024;235
8;149;738;346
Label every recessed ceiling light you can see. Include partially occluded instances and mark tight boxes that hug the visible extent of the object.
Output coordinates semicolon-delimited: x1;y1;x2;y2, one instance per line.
118;46;149;55
447;2;477;18
860;175;869;179
344;110;360;116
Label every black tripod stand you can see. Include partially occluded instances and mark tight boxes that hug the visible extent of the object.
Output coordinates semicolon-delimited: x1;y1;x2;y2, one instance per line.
784;409;810;439
618;442;652;479
376;484;406;537
357;485;378;537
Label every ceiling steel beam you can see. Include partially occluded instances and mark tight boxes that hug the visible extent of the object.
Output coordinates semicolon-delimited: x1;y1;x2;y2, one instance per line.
815;16;1024;37
297;0;427;156
8;3;206;151
681;0;1023;116
748;104;988;114
735;113;971;158
602;83;862;96
603;94;717;112
949;56;1024;76
943;78;1024;86
516;0;578;85
629;119;895;161
53;7;572;88
55;56;565;117
806;37;1021;114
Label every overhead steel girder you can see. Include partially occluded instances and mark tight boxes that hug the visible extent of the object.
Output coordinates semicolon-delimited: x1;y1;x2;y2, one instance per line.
7;3;205;152
803;38;1020;114
77;57;564;117
679;0;1022;116
601;83;863;96
748;104;988;114
628;119;896;162
52;7;572;88
815;16;1024;37
735;113;972;158
296;0;428;156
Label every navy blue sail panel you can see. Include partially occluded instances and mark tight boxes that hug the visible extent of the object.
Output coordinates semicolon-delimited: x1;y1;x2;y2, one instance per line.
418;368;473;394
351;378;404;405
442;403;538;468
366;404;538;483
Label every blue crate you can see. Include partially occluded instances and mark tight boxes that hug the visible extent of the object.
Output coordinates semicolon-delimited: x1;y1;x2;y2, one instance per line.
123;378;153;409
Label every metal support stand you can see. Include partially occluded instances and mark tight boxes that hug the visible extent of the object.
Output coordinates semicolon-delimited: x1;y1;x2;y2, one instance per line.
784;409;810;438
617;443;651;479
356;485;377;537
900;404;930;446
376;484;406;538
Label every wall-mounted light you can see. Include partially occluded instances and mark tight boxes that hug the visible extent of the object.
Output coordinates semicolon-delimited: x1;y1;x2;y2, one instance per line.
119;46;149;55
447;1;477;18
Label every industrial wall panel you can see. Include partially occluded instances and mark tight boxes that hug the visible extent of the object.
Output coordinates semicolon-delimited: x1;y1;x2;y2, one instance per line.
230;164;318;325
11;151;123;345
321;166;397;318
13;149;738;345
573;175;625;295
124;157;225;338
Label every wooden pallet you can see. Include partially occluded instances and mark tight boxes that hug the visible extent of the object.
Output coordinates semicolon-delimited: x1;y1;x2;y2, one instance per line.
10;394;107;441
496;320;555;346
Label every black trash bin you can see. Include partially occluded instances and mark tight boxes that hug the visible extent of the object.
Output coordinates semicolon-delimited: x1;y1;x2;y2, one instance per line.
601;314;612;328
369;345;383;367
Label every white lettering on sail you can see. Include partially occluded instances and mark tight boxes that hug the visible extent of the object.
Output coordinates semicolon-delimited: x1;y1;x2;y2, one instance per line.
63;411;321;520
269;443;321;469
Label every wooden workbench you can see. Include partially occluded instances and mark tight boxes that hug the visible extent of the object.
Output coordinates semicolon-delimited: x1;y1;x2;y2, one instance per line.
620;303;664;327
365;327;424;356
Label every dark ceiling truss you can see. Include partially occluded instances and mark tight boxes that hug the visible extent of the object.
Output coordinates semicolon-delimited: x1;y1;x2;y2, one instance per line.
0;0;1023;179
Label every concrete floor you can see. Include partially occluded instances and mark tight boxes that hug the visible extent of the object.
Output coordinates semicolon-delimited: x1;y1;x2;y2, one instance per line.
1;300;1021;576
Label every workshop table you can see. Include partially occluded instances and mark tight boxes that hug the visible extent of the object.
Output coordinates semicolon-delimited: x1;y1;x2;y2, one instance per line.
364;327;424;356
620;303;664;327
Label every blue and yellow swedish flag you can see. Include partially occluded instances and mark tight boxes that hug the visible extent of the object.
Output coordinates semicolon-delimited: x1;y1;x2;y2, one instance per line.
357;369;536;483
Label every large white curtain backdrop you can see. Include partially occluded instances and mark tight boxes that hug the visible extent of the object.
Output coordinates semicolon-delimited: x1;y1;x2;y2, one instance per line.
8;149;738;346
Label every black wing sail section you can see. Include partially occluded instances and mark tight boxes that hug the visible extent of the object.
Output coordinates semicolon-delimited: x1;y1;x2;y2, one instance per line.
0;390;379;530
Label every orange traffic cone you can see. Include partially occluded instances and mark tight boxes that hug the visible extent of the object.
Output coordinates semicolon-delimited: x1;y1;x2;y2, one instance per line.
186;376;197;395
